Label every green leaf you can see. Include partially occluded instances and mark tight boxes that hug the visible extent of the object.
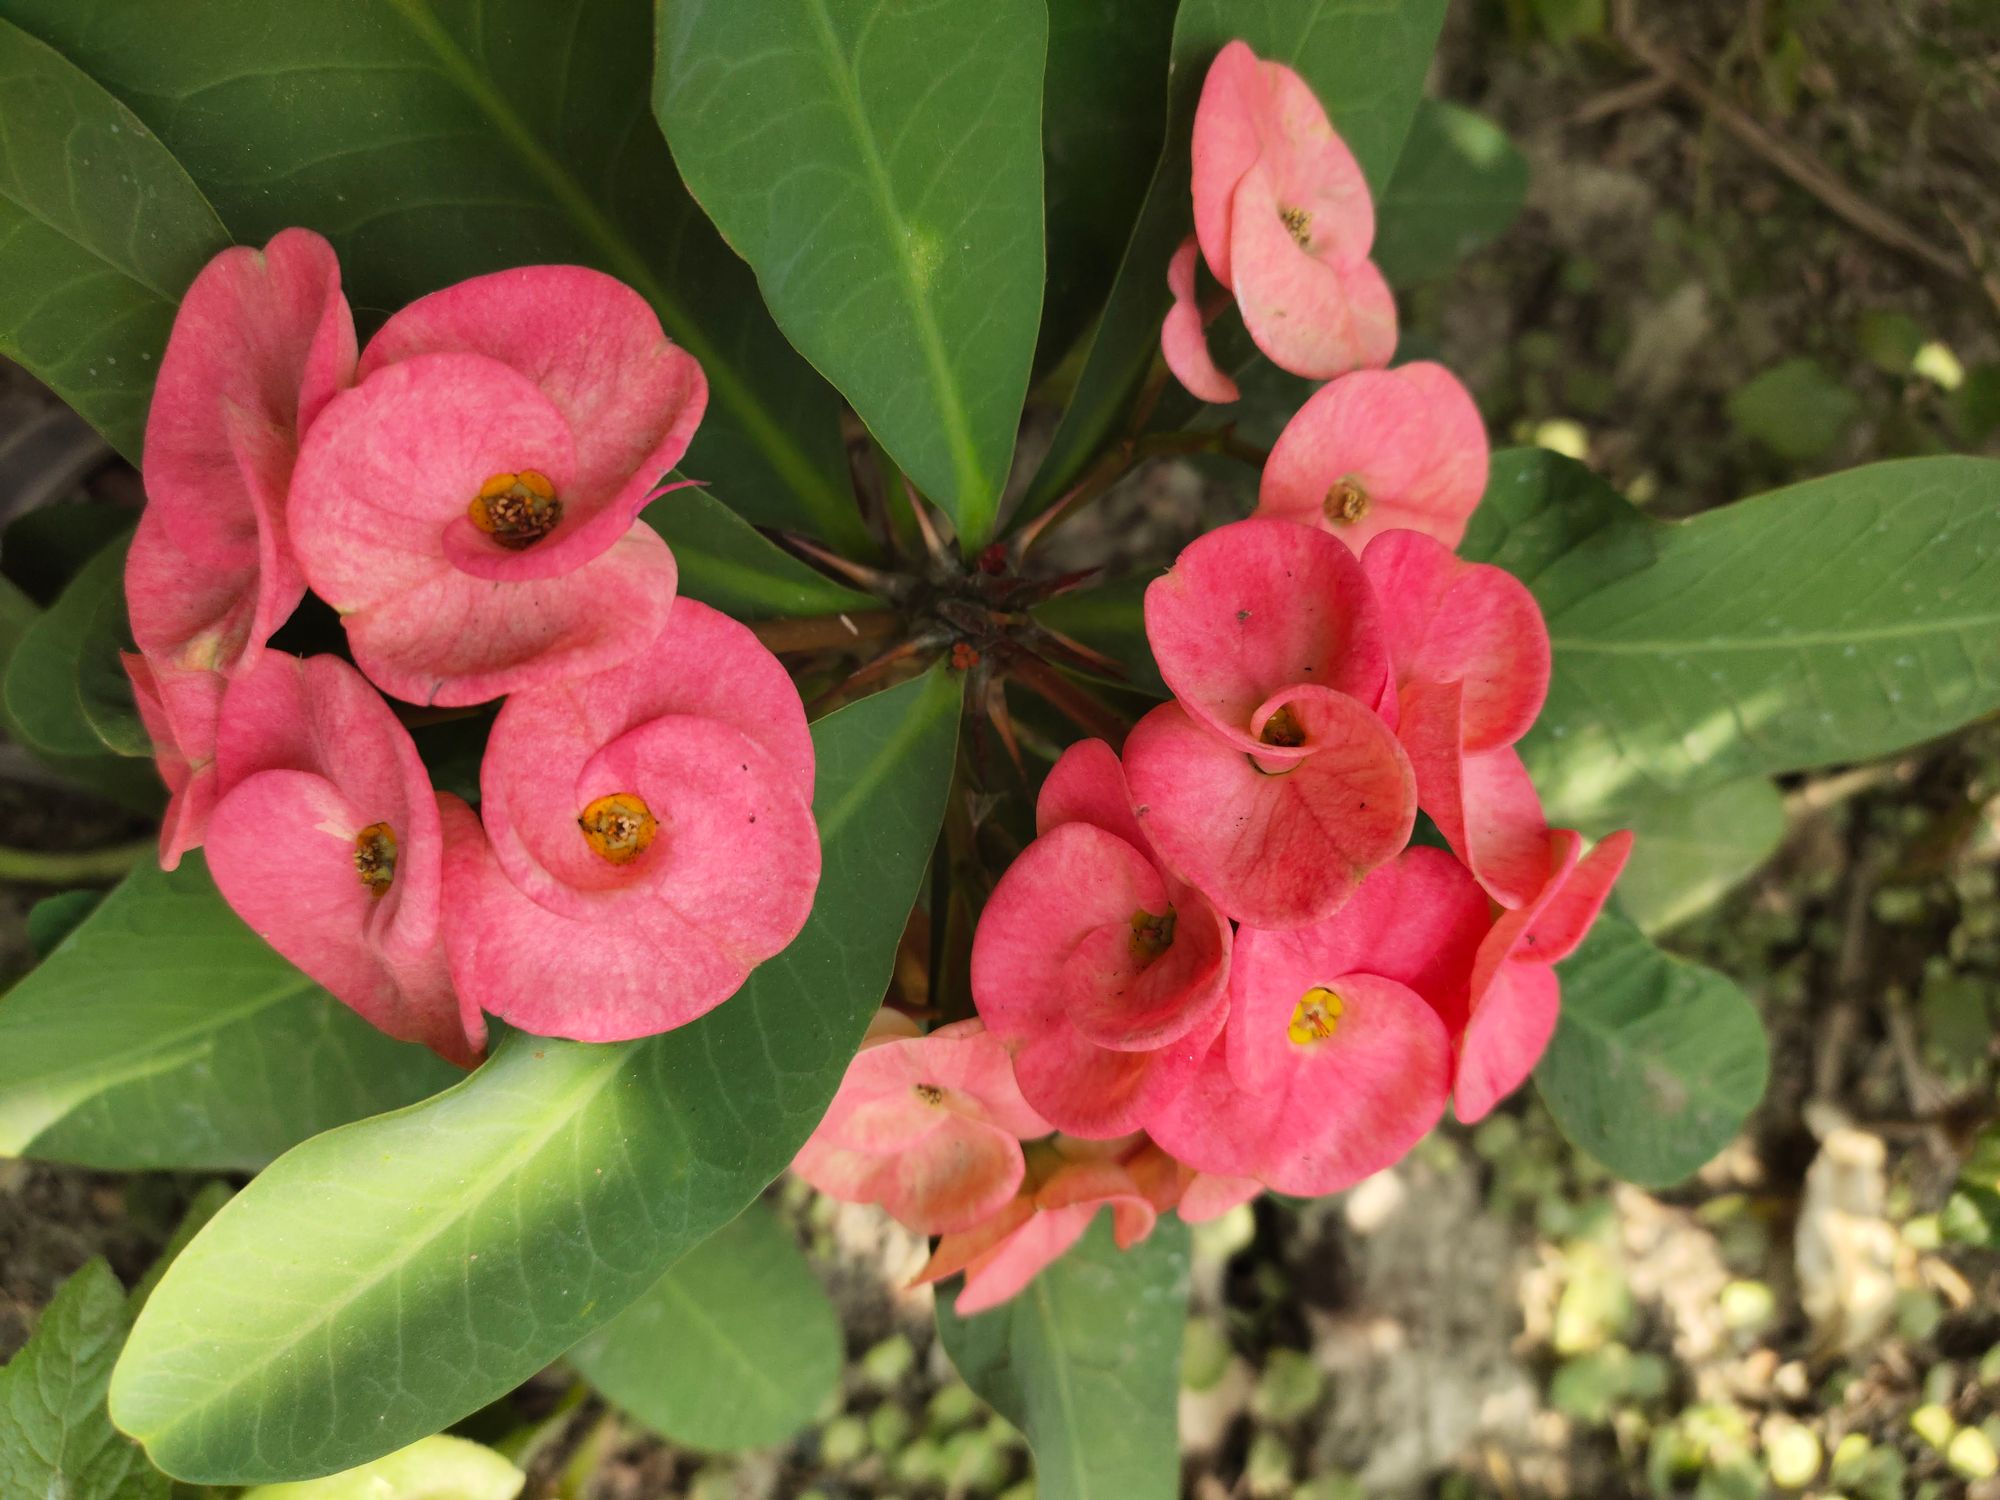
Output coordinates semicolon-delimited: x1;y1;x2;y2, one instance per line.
937;1215;1190;1500
3;0;864;553
1372;99;1529;287
3;527;144;760
568;1201;840;1452
0;854;461;1170
1605;777;1786;935
1726;357;1861;462
1463;448;2000;822
241;1437;524;1500
1022;0;1447;520
0;1260;166;1500
1039;0;1177;370
1536;909;1768;1187
0;16;229;460
647;489;873;620
110;669;963;1484
24;886;103;957
655;0;1048;550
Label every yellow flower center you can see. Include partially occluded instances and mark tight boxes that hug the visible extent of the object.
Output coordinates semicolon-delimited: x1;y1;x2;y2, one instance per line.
913;1083;945;1106
470;469;562;549
353;822;397;899
1324;479;1370;526
1287;986;1345;1046
1279;205;1313;248
577;792;657;865
1128;906;1177;963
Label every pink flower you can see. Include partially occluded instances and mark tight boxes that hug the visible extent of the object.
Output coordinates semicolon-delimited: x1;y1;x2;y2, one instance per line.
440;598;819;1042
914;1147;1158;1316
1455;828;1632;1122
792;1012;1052;1235
1147;850;1462;1196
1125;518;1414;928
1257;364;1489;552
1160;237;1240;404
124;228;356;865
1363;529;1553;906
288;266;705;706
970;740;1231;1138
1181;40;1396;382
203;653;478;1066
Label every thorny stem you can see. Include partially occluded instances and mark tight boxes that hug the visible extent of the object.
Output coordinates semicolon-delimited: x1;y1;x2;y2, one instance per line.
0;837;154;885
1008;656;1131;749
1012;425;1271;561
749;608;899;654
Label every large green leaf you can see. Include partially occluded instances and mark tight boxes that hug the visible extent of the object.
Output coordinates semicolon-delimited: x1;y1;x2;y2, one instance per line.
568;1201;840;1453
1372;98;1529;287
654;0;1047;549
1039;0;1176;371
0;1260;166;1500
3;527;144;760
1464;449;2000;822
0;854;461;1170
1606;776;1786;935
110;669;963;1484
647;488;872;620
1022;0;1447;520
1537;910;1768;1187
937;1215;1190;1500
0;17;228;461
2;0;863;551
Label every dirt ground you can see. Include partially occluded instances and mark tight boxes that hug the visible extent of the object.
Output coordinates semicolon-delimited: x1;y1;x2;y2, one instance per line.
5;3;2000;1497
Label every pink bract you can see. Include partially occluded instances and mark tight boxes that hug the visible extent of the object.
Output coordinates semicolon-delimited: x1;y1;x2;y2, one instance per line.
1455;828;1633;1122
441;598;819;1043
1189;41;1376;291
971;741;1231;1138
288;350;683;707
1161;237;1240;404
1147;967;1450;1198
1258;365;1490;552
1363;529;1549;753
792;1015;1052;1235
203;654;478;1066
1397;681;1552;909
356;265;707;579
1144;517;1395;745
1124;694;1414;929
914;1154;1158;1316
126;229;355;861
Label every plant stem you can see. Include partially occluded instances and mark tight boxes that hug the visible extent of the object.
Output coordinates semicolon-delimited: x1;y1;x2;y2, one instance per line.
1008;657;1131;749
0;837;153;885
749;609;899;654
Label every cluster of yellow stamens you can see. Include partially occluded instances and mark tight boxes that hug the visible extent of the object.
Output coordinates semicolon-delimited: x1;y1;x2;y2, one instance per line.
1129;906;1178;962
1287;986;1345;1045
1280;204;1314;247
470;469;562;549
1324;478;1370;526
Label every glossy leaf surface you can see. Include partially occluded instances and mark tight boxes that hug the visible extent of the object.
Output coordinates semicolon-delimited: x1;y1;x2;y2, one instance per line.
656;0;1047;548
937;1216;1190;1500
0;856;461;1170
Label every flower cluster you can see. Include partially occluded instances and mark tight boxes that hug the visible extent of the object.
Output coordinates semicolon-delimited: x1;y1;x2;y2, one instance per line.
123;234;819;1058
793;41;1630;1313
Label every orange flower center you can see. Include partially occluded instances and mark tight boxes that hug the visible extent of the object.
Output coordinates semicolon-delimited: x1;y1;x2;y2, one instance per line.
470;469;562;549
1324;478;1370;526
353;822;397;899
1287;986;1345;1046
578;792;657;865
1129;906;1177;963
1279;204;1313;248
